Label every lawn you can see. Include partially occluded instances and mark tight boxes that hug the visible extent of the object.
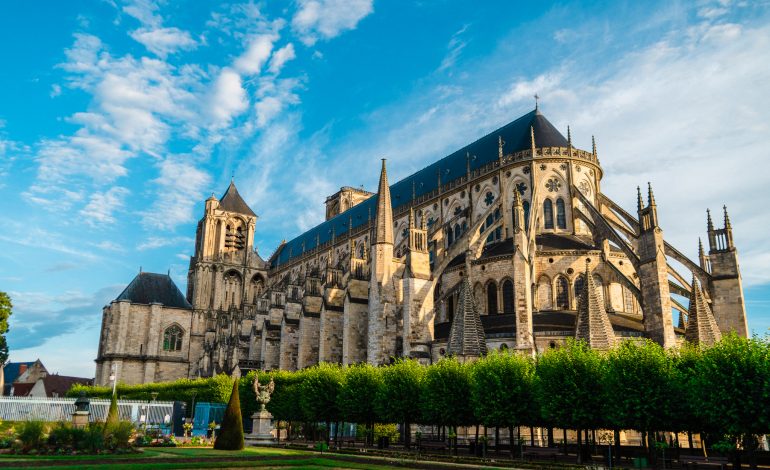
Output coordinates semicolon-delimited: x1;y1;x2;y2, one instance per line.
0;446;515;470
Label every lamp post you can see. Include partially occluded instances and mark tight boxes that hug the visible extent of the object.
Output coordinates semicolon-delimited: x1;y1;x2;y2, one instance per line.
109;364;117;396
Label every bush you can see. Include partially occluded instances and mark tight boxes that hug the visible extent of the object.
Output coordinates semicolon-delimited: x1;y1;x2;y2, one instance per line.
81;423;106;453
214;378;244;450
47;422;73;449
17;420;46;451
105;421;134;450
105;393;119;428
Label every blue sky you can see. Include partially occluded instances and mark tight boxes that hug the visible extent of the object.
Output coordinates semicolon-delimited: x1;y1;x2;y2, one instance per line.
1;0;769;377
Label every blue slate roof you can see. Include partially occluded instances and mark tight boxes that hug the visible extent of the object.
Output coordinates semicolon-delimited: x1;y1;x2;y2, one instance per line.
115;272;192;309
3;361;37;395
271;109;567;268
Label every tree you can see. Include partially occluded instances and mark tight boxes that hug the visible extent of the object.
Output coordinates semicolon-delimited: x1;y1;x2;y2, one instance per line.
0;292;13;392
603;340;674;465
471;351;536;457
298;363;343;446
691;335;770;469
105;392;119;428
337;363;382;446
375;359;425;448
535;339;607;462
214;377;245;450
421;358;475;453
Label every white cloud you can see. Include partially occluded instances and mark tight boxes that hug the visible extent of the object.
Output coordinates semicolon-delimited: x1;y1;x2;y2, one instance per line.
137;236;193;251
208;67;249;127
234;34;277;75
292;0;373;46
268;43;296;74
122;0;162;28
130;26;197;58
141;156;211;229
80;186;130;225
438;25;469;72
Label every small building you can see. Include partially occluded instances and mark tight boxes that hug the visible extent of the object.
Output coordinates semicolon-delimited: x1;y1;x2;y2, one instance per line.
23;374;93;398
3;360;48;396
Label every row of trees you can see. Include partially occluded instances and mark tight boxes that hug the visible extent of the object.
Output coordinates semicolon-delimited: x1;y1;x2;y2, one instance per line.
258;336;769;465
72;336;770;464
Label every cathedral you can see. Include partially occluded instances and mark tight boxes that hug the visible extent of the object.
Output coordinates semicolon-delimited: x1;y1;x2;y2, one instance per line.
94;107;748;386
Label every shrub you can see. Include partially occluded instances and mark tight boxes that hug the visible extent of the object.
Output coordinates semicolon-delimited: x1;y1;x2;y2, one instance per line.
214;378;244;450
105;392;119;428
105;420;134;450
81;423;106;453
17;420;46;451
47;422;73;449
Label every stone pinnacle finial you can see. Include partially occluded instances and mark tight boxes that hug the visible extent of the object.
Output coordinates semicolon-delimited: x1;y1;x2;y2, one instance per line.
592;135;597;157
685;275;722;346
498;135;505;161
706;209;714;231
647;182;656;206
530;125;536;156
409;207;415;229
723;205;732;229
567;125;572;148
373;158;393;245
512;185;522;206
637;186;644;212
698;237;705;257
464;249;473;279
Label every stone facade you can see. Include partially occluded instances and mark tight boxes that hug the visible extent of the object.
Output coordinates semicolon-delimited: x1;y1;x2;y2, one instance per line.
96;108;750;384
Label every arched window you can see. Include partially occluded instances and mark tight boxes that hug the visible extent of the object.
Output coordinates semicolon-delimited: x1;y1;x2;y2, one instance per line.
523;201;530;229
544;199;554;229
163;325;183;351
502;280;515;314
574;275;586;307
358;243;365;258
454;223;462;240
250;275;264;303
223;271;243;310
447;227;454;246
556;198;567;229
555;277;569;310
487;282;498;315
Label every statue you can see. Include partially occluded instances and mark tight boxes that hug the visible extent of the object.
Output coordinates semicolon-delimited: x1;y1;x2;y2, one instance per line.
253;376;275;412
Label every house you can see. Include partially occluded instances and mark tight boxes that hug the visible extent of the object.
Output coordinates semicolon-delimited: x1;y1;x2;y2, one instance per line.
3;360;48;396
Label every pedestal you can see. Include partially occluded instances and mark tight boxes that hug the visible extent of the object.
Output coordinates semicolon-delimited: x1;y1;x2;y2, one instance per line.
71;411;90;429
245;409;275;446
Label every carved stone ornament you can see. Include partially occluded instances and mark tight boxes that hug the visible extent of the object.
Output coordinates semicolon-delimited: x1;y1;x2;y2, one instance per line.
254;376;276;412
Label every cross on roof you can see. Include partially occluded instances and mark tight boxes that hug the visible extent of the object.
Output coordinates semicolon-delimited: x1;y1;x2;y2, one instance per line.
534;93;540;110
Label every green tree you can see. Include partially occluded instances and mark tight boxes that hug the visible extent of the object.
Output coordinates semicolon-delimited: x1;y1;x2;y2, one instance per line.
421;358;475;454
471;351;536;457
692;335;770;469
298;363;343;446
214;377;245;450
337;363;382;446
669;343;703;446
375;359;425;448
535;339;606;462
104;392;119;428
0;291;13;366
604;340;674;465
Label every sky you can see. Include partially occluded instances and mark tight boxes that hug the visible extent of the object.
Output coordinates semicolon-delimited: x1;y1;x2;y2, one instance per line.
1;0;769;377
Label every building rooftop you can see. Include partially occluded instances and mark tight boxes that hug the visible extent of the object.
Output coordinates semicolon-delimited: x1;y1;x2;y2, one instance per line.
115;272;192;309
272;108;568;268
219;181;256;217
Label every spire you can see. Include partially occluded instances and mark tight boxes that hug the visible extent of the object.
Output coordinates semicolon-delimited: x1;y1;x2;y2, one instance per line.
498;136;505;162
567;125;572;148
706;209;714;231
723;205;732;229
685;276;722;347
592;135;597;158
574;260;616;350
446;267;487;360
530;125;536;156
409;207;415;229
512;187;524;232
373;159;394;245
698;237;705;257
219;180;257;217
637;186;644;212
647;182;656;207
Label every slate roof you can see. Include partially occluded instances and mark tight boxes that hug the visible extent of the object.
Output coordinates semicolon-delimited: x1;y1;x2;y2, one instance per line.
39;375;93;397
685;277;722;346
219;181;256;217
115;272;192;309
272;108;568;268
574;263;616;350
10;382;34;396
446;276;487;357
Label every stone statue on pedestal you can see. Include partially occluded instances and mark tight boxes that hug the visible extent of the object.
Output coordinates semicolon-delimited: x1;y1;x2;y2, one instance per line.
245;376;276;446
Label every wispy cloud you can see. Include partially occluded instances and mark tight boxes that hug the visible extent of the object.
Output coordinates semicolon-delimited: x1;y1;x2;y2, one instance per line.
292;0;374;46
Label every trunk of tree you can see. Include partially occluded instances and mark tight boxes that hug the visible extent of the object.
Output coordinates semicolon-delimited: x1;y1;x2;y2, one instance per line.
509;426;515;459
475;424;479;449
687;431;694;450
614;429;621;466
646;430;656;468
325;420;331;447
404;421;411;449
530;426;535;447
561;428;567;455
276;420;281;442
577;428;583;464
547;427;554;447
495;426;500;454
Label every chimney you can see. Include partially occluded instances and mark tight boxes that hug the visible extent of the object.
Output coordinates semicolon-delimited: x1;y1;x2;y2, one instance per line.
19;364;27;375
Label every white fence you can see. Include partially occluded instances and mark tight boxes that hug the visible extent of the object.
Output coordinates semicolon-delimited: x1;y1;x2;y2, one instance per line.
0;396;175;425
